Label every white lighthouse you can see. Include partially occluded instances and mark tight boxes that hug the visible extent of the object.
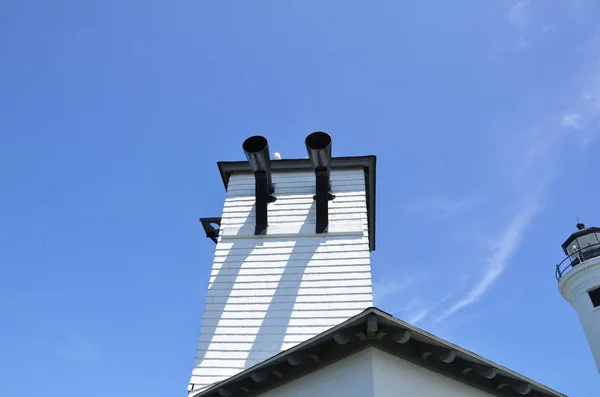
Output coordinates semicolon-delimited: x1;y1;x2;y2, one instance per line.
556;222;600;373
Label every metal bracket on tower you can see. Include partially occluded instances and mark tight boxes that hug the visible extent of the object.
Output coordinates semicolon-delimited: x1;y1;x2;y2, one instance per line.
313;169;335;234
199;217;221;244
254;171;276;235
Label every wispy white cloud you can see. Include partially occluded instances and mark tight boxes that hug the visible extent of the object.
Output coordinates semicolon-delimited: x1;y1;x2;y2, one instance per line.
516;38;530;50
508;1;534;51
373;278;413;304
408;308;431;325
568;0;599;25
384;12;600;327
562;113;582;129
437;102;597;319
541;25;554;34
509;1;532;28
404;196;479;218
437;31;600;320
384;297;432;325
439;201;539;319
583;45;600;112
402;290;462;326
566;36;600;148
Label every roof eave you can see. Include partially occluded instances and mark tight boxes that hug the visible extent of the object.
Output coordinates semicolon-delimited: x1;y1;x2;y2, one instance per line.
189;307;565;397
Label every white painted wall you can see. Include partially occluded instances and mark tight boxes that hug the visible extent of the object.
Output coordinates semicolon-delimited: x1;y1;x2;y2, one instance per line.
258;348;495;397
371;349;495;397
259;348;375;397
559;255;600;373
188;168;373;392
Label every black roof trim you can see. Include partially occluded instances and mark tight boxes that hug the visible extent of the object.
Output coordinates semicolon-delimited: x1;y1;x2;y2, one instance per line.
561;226;600;252
189;307;564;397
217;156;377;251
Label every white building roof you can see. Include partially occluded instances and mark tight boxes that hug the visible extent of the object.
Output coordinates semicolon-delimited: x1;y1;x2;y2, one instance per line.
190;307;565;397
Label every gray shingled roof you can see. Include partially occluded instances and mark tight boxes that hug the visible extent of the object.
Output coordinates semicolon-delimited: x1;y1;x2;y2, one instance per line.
190;307;565;397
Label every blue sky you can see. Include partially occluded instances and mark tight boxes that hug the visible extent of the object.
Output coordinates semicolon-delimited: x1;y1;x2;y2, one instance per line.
1;0;599;396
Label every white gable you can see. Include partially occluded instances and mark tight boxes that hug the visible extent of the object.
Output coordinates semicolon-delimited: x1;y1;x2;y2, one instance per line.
259;348;375;397
189;167;373;392
371;349;495;397
259;348;496;397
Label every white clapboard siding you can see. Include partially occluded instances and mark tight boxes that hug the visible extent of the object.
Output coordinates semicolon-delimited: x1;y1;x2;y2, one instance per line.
212;258;370;270
213;249;371;262
213;257;370;268
202;300;371;312
207;292;372;305
223;213;367;226
200;344;302;356
197;333;321;343
189;168;373;393
201;315;361;327
218;223;367;240
198;324;348;336
215;235;368;249
225;169;360;186
208;278;373;290
207;273;369;284
209;265;371;277
200;307;365;319
223;191;365;205
206;286;372;298
214;244;370;257
222;202;366;215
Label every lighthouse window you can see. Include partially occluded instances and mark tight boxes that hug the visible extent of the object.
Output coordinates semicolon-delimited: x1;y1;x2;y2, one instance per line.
577;234;600;250
589;287;600;308
567;241;580;257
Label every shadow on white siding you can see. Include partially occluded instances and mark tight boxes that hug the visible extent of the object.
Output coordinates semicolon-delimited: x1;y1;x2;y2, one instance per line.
245;202;317;367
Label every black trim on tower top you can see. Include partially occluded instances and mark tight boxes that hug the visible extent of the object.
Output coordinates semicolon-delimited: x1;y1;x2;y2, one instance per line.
216;156;377;251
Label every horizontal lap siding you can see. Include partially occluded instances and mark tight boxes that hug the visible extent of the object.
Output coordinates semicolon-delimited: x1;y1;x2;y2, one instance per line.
189;168;373;393
206;286;373;298
207;278;372;291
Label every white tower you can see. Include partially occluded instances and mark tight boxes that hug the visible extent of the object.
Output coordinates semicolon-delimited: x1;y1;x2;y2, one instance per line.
190;132;376;393
556;222;600;373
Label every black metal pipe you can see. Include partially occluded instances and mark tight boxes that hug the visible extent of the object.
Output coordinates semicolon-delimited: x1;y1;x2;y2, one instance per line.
242;135;276;235
305;131;334;234
243;135;275;194
305;131;332;190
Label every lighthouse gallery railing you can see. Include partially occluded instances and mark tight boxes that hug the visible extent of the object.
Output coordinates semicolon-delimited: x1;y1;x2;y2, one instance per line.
556;242;600;281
